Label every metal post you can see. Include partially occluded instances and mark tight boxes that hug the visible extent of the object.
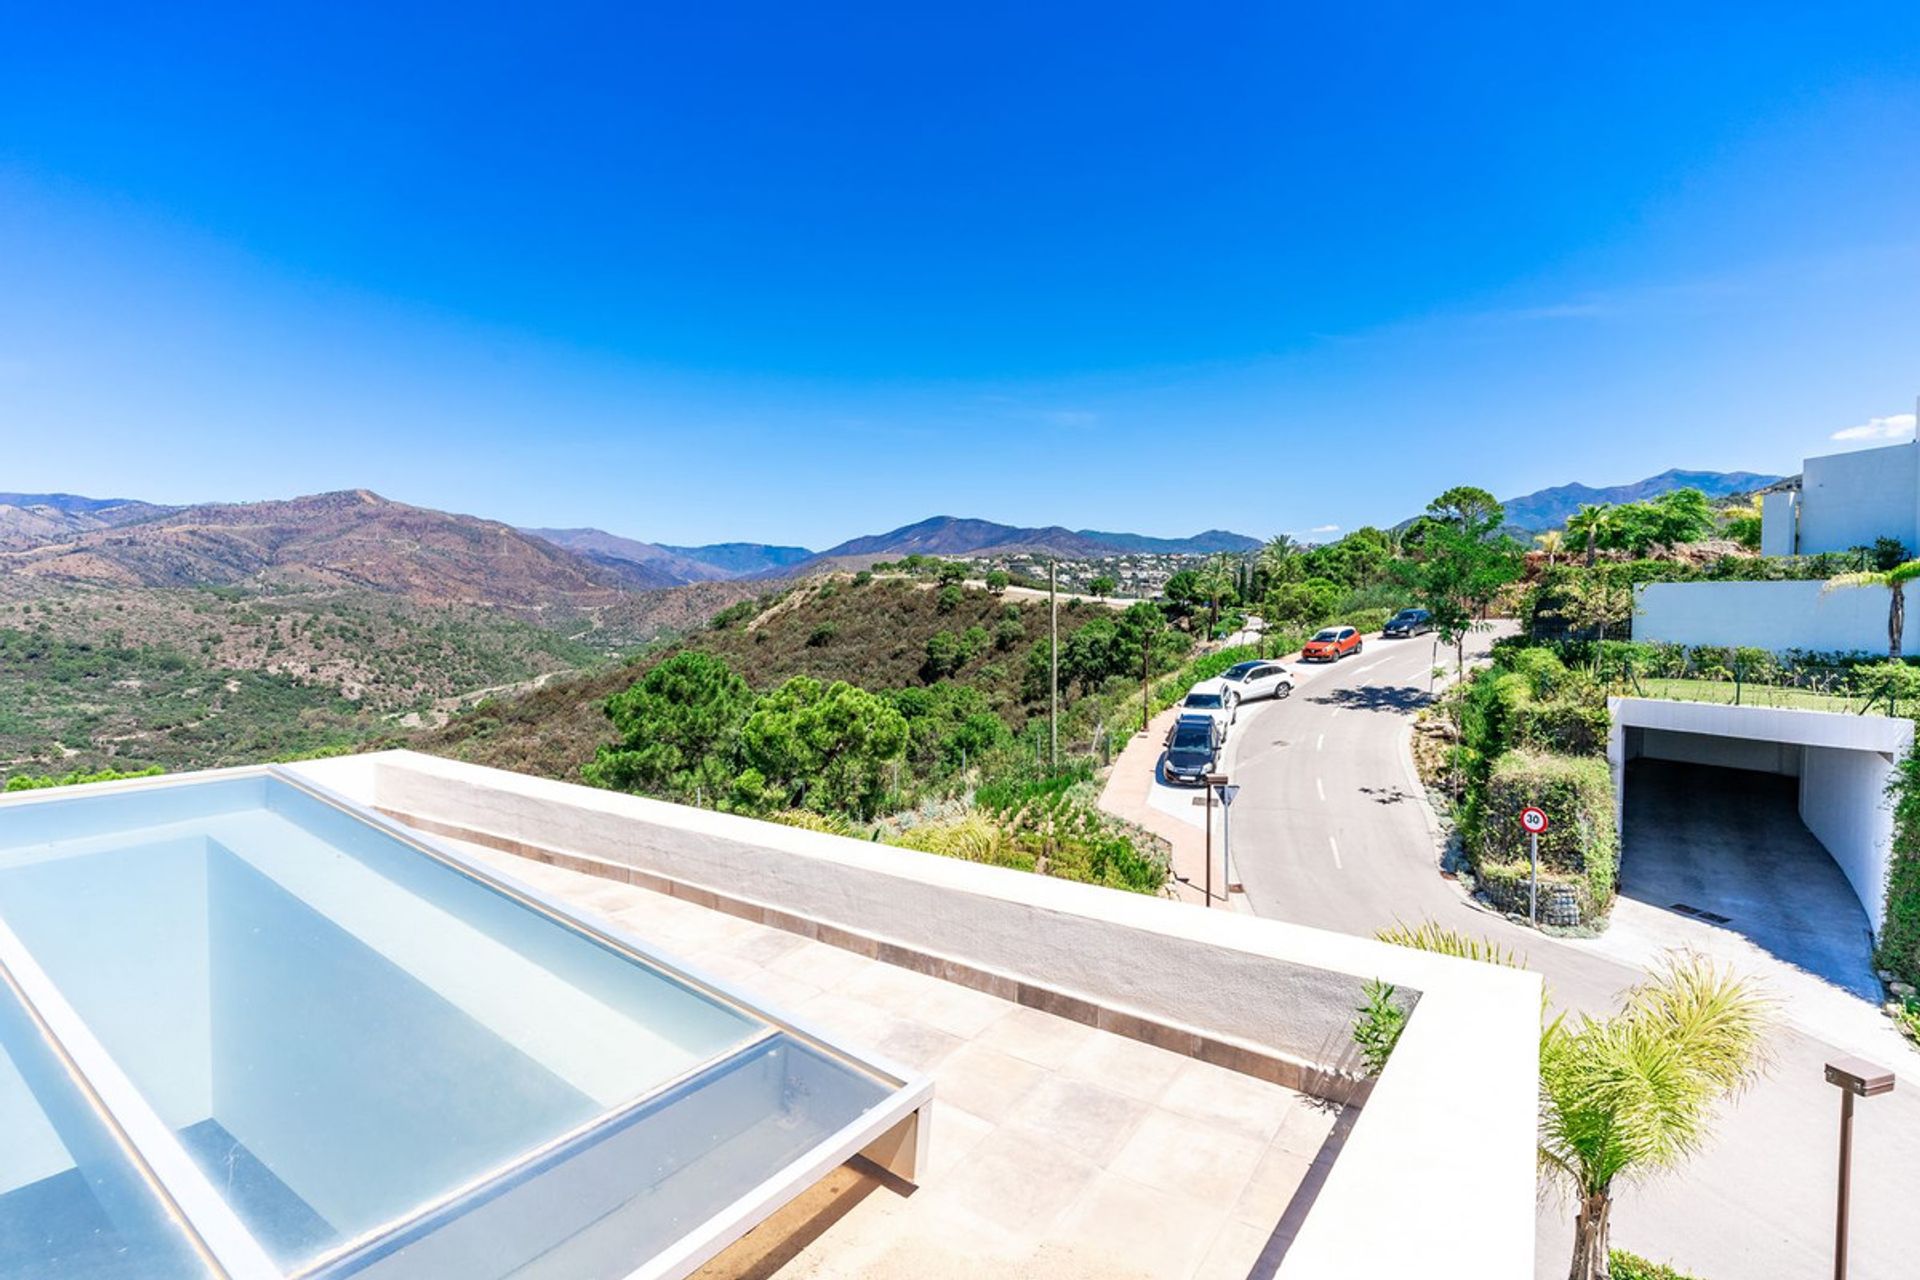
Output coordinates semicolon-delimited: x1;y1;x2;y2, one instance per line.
1203;782;1214;908
1529;830;1539;925
1049;558;1059;769
1221;790;1233;892
1141;635;1151;735
1835;1087;1854;1280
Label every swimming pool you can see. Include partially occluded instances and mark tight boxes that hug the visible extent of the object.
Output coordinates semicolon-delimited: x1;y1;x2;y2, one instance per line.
0;768;930;1279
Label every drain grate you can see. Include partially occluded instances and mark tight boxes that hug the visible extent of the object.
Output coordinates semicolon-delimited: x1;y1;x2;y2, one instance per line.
1669;903;1733;925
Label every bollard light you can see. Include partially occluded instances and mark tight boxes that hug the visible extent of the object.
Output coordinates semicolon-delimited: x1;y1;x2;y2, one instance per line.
1824;1056;1893;1280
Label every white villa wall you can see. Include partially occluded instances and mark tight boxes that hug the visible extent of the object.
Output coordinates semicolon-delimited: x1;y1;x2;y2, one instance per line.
1635;579;1911;655
1759;490;1798;557
1799;745;1899;934
1607;699;1911;931
1796;440;1920;556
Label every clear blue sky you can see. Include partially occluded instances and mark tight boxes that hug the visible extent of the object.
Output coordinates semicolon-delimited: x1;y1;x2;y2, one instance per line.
4;3;1918;548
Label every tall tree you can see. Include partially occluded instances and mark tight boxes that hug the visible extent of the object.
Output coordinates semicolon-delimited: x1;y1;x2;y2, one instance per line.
1566;504;1617;567
585;652;755;802
1824;559;1920;658
1395;487;1523;675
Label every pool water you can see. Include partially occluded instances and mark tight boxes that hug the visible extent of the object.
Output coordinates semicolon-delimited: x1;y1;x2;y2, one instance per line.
0;773;905;1279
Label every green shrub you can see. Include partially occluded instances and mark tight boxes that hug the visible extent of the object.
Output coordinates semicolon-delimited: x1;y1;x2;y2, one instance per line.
1345;607;1394;635
1878;746;1920;988
1352;979;1410;1076
1608;1250;1702;1280
3;765;165;792
1480;750;1617;910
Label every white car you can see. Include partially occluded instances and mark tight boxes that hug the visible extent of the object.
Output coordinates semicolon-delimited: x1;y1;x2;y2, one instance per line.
1177;680;1238;737
1218;659;1294;704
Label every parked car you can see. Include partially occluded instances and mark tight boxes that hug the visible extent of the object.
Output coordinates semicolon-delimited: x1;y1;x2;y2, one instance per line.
1163;713;1224;785
1219;659;1294;702
1300;625;1363;662
1382;608;1432;638
1177;680;1238;734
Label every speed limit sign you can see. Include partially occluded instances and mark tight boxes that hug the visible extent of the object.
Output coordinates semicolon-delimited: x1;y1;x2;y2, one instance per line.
1519;806;1549;834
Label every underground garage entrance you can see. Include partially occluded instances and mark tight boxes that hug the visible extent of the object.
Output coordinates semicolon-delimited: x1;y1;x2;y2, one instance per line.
1608;698;1913;1001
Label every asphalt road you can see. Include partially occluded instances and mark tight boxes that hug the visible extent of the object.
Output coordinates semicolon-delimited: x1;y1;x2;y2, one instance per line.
1217;625;1917;1280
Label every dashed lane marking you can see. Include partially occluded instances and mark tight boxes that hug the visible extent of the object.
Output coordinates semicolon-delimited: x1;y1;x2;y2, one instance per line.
1329;835;1343;869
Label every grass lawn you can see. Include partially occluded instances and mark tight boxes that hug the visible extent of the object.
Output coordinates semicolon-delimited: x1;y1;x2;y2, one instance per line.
1633;677;1883;716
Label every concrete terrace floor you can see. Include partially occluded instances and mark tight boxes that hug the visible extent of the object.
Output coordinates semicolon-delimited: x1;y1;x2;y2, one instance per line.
445;839;1348;1280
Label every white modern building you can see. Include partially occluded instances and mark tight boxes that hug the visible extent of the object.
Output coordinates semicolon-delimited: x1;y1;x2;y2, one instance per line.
1761;414;1920;558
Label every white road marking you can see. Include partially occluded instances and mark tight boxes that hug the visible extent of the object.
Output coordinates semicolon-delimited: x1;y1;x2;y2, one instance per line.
1315;777;1326;801
1328;835;1343;869
1354;660;1389;676
1315;734;1324;751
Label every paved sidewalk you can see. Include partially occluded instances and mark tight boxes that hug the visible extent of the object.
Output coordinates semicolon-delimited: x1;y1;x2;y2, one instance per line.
1099;706;1242;909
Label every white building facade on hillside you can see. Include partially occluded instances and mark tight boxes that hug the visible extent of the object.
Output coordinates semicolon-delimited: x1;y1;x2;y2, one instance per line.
1762;413;1920;558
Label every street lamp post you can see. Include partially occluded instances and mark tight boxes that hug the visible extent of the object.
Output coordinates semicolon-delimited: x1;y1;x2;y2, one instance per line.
1204;771;1229;908
1824;1056;1894;1280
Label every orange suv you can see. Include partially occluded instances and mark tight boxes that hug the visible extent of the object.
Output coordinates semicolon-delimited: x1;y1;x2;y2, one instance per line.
1301;625;1363;662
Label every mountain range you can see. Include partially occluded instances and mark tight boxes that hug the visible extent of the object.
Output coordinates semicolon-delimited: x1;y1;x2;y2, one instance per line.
0;466;1781;610
1496;469;1786;532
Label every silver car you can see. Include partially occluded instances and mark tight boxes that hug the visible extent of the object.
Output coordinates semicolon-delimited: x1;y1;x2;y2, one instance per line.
1218;659;1294;703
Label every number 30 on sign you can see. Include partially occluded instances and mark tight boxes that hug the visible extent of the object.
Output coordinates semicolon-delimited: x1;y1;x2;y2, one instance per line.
1519;806;1549;835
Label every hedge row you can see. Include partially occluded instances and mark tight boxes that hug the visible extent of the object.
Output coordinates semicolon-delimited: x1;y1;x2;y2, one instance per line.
1480;749;1617;915
1880;747;1920;988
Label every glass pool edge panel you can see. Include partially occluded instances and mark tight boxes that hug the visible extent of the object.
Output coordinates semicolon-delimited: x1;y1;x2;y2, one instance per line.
0;768;928;1280
0;951;223;1280
263;768;916;1088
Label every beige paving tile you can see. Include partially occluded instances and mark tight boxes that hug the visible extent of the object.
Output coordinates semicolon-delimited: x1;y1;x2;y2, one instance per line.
872;1019;966;1073
765;937;873;988
787;989;897;1043
1271;1097;1342;1159
1109;1109;1270;1207
911;979;1014;1040
975;1003;1096;1069
1158;1057;1297;1143
927;1040;1049;1123
1192;1214;1283;1280
726;925;812;967
921;1102;995;1180
1005;1075;1151;1166
835;957;952;1013
1046;1171;1228;1280
928;1122;1101;1243
1232;1140;1317;1229
1059;1027;1188;1104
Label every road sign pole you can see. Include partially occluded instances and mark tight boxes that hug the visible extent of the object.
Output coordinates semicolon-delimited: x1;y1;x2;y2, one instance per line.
1529;830;1538;925
1203;783;1214;908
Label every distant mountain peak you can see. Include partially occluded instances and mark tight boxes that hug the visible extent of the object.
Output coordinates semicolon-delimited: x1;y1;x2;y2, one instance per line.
1497;469;1786;531
780;516;1261;575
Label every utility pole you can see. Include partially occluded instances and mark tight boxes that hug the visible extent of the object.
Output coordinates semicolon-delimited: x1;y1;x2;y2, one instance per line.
1140;634;1151;735
1049;557;1059;769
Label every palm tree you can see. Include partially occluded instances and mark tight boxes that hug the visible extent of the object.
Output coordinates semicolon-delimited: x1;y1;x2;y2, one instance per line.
1374;925;1770;1280
1534;529;1566;567
1823;560;1920;659
1565;504;1617;567
1194;553;1238;637
1543;955;1769;1280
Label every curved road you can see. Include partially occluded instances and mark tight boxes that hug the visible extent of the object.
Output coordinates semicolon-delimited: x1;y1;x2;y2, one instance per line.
1213;625;1915;1280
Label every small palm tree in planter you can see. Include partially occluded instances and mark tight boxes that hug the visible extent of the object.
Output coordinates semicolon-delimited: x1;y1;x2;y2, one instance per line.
1543;955;1770;1280
1824;559;1920;659
1367;926;1770;1280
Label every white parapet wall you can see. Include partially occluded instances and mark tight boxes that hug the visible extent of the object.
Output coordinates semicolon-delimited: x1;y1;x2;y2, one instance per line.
1607;699;1911;932
1635;579;1912;655
289;750;1542;1280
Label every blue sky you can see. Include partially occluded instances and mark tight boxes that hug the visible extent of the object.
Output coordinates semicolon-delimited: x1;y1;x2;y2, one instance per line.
3;4;1919;548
